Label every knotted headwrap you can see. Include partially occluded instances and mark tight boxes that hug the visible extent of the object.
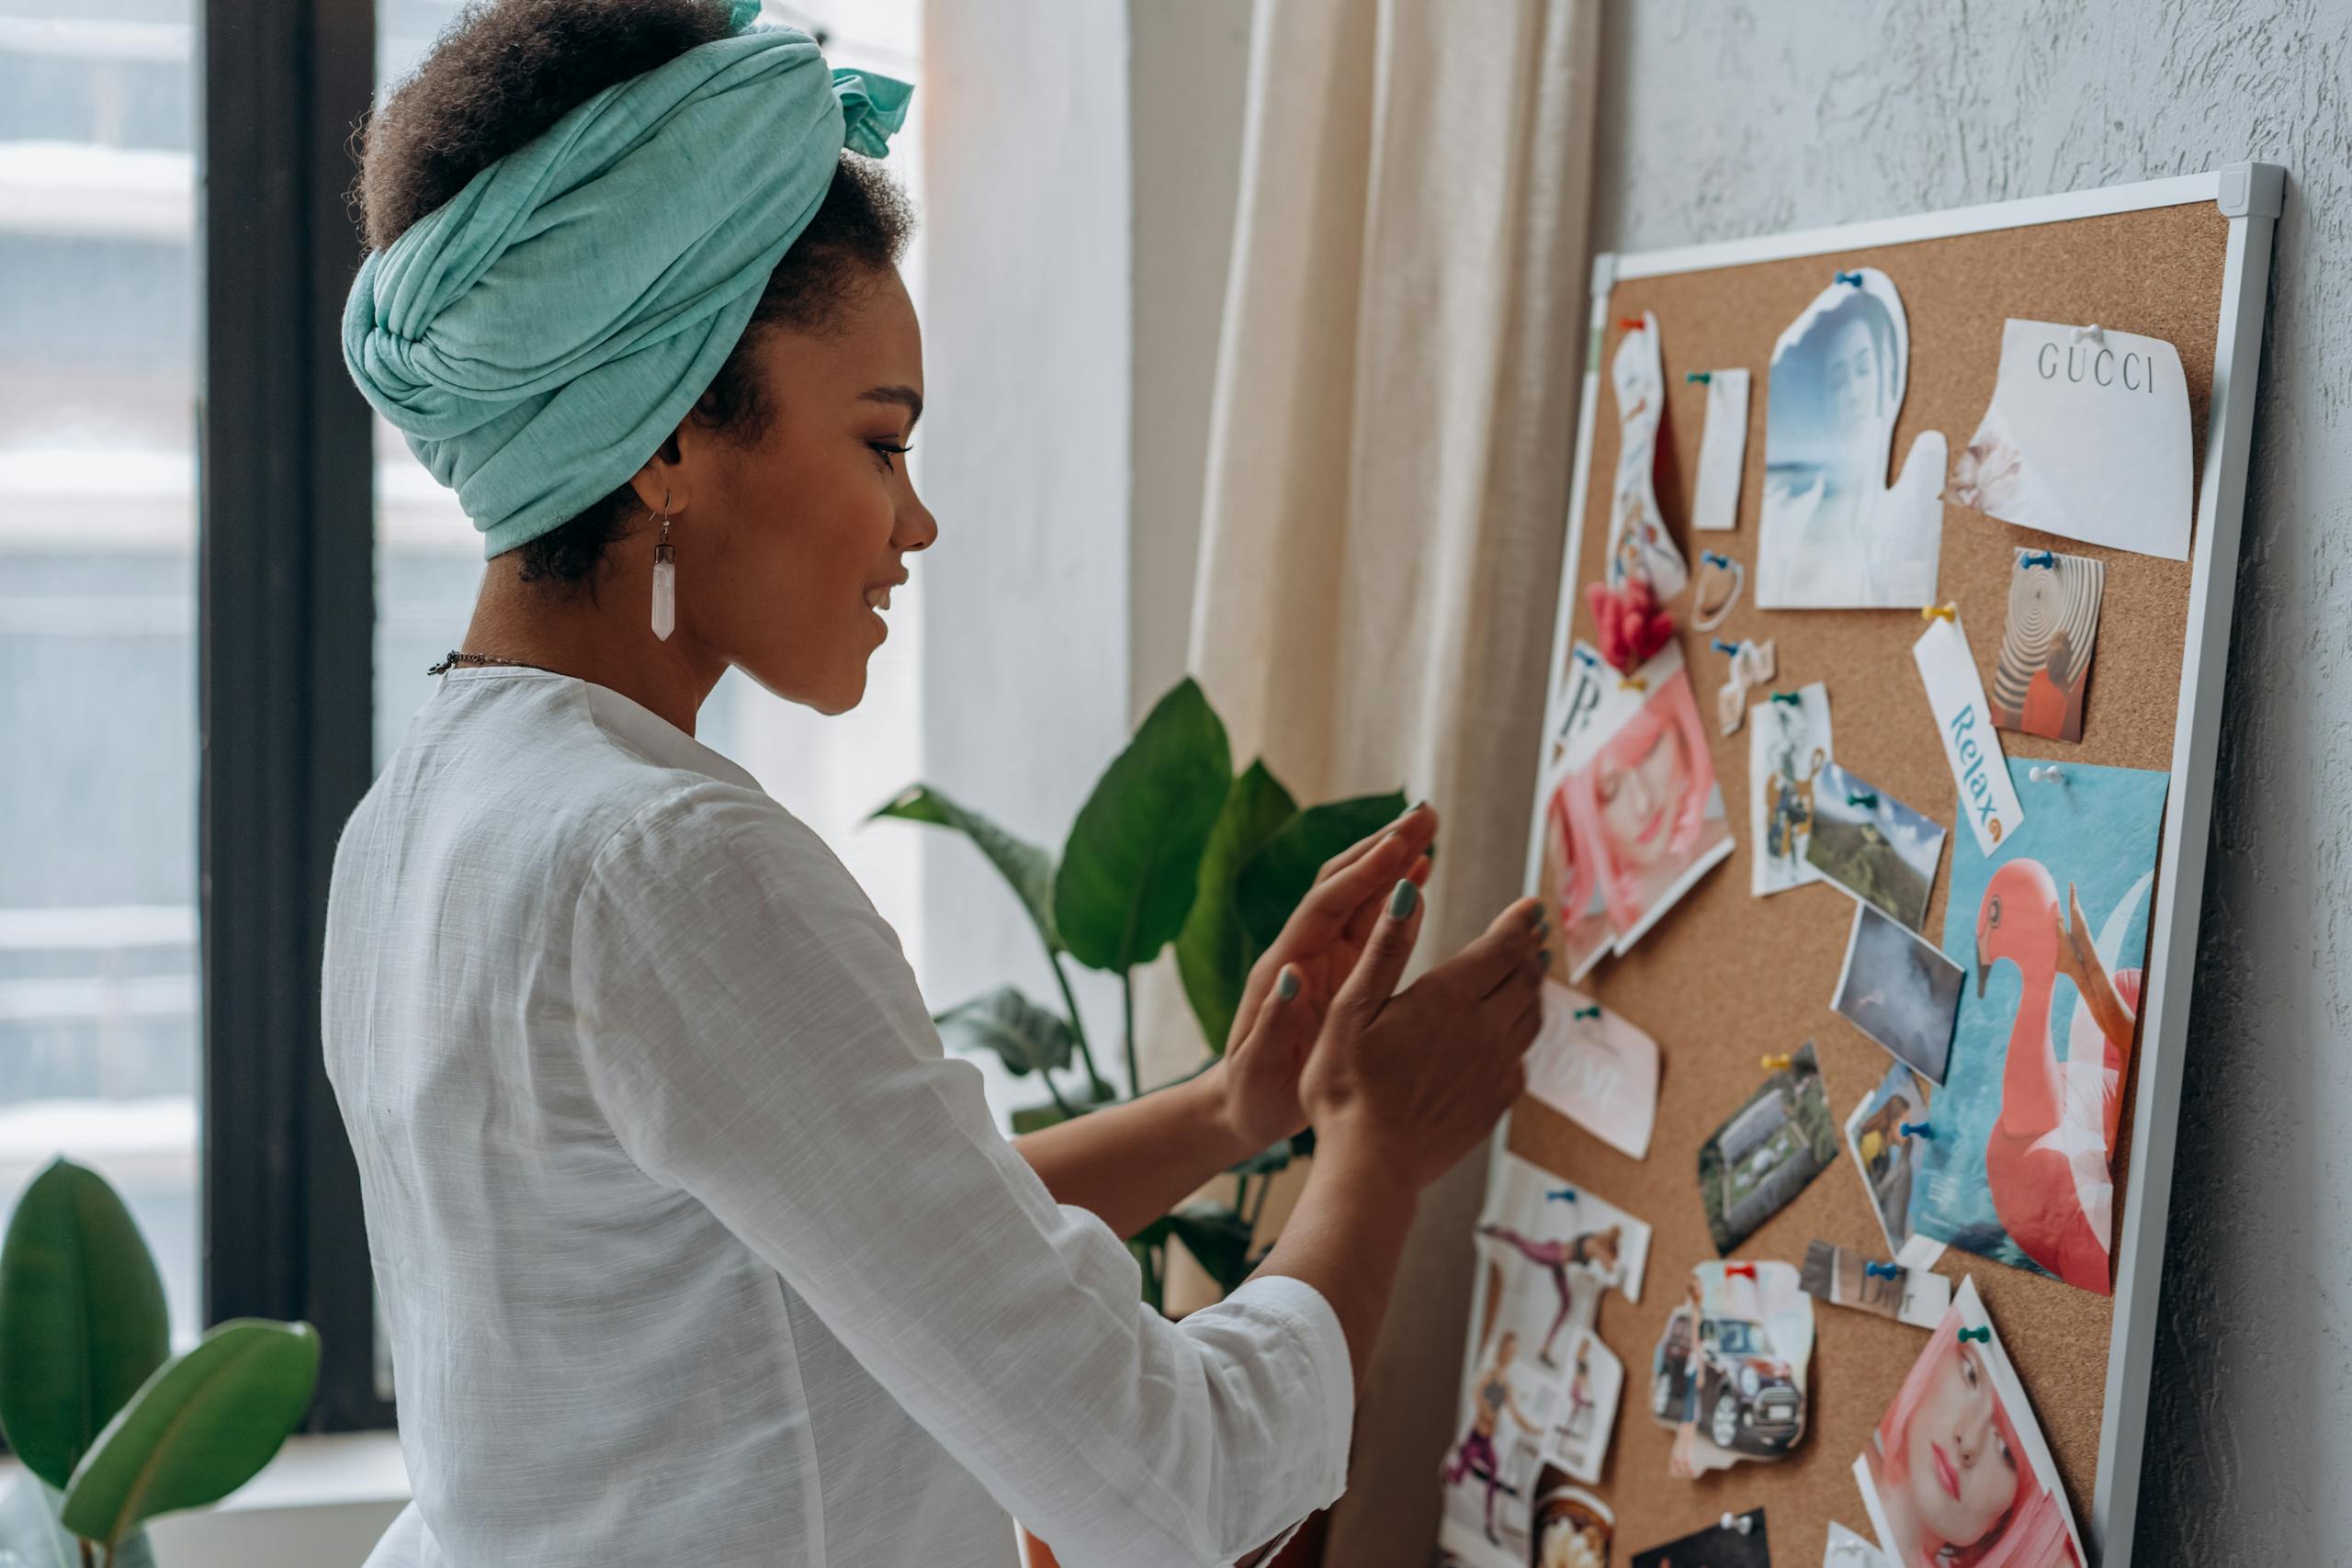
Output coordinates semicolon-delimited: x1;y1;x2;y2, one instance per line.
341;6;911;557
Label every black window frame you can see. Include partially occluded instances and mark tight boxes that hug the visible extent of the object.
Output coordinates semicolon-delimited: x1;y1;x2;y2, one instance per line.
198;0;391;1432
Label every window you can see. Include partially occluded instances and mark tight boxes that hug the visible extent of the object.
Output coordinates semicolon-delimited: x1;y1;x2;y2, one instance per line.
0;2;203;1347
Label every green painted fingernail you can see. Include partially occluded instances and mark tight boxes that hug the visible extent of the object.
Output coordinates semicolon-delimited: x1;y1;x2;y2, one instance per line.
1389;879;1419;919
1540;948;1553;967
1275;967;1300;1001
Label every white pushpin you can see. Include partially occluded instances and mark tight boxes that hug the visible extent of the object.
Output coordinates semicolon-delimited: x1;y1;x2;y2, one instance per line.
1720;1512;1755;1536
2029;763;2065;784
2070;322;2105;344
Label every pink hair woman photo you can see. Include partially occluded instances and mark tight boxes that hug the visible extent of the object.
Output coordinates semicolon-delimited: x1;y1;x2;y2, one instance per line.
1559;665;1731;943
1858;1292;2084;1568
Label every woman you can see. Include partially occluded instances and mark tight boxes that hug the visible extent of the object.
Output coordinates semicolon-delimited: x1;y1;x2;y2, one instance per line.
1473;1220;1622;1368
1440;1329;1546;1548
324;5;1547;1565
1860;1312;2081;1566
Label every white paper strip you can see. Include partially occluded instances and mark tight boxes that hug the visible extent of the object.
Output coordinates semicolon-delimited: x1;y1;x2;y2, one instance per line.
1690;367;1749;531
1913;615;2024;855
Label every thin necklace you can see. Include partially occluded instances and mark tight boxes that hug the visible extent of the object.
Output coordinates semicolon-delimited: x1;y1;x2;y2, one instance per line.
426;649;566;677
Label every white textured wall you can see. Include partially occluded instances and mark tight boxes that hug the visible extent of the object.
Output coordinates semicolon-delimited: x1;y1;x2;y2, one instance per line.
1593;5;2350;1562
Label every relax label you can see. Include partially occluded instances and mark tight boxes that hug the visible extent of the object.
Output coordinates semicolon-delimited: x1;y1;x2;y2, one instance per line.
1913;615;2024;855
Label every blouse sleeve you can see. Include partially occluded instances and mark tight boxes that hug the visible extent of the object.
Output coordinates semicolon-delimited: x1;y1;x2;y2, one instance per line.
570;782;1354;1567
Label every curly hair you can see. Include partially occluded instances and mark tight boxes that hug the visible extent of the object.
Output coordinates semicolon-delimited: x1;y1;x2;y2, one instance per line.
352;0;914;588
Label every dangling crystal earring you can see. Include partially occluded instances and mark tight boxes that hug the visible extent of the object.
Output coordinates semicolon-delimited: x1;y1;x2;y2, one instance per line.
650;493;676;641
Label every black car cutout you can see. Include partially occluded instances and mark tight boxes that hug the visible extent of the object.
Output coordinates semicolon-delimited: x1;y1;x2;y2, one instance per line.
1648;1304;1804;1456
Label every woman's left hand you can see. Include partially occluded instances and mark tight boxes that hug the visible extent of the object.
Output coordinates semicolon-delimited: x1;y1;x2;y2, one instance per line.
1212;803;1440;1153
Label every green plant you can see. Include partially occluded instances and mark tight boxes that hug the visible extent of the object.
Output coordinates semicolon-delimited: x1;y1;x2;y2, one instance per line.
873;676;1404;1311
0;1157;320;1568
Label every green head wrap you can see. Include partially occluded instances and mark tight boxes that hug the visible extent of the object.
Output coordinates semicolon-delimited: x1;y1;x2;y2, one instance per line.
341;6;911;557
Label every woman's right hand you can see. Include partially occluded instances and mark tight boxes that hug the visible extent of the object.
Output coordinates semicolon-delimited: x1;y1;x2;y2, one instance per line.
1296;880;1549;1193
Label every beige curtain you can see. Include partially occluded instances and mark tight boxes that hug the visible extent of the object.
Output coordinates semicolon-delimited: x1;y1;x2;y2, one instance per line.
1186;0;1600;1561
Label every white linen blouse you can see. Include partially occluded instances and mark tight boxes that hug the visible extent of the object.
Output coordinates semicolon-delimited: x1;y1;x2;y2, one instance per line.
322;666;1353;1567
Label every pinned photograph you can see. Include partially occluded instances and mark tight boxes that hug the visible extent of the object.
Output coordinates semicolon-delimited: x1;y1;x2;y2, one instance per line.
1948;318;2191;561
1991;547;2105;743
1650;1259;1814;1478
1527;1471;1613;1568
1629;1510;1770;1568
1831;904;1965;1085
1449;1154;1655;1558
1605;312;1690;600
1804;761;1946;931
1540;1328;1626;1485
1756;267;1947;608
1539;777;1618;981
1799;1239;1951;1332
1697;1043;1839;1255
1749;682;1833;897
1524;979;1660;1161
1842;1060;1943;1257
1915;761;2169;1294
1853;1278;2086;1567
1549;642;1734;957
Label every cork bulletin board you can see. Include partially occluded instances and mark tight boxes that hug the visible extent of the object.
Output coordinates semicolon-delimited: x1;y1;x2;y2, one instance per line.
1474;167;2280;1568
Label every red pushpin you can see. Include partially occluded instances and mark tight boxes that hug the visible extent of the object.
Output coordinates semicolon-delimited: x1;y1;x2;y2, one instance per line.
1725;1262;1757;1280
1618;317;1645;332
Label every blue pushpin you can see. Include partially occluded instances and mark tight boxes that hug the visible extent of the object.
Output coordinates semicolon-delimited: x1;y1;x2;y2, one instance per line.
1712;638;1741;656
1865;1261;1901;1280
1686;370;1713;384
1545;1187;1579;1204
2022;549;2057;570
1835;269;1865;287
1769;691;1802;706
1901;1121;1933;1139
1702;549;1734;569
1573;646;1600;667
1571;1004;1601;1021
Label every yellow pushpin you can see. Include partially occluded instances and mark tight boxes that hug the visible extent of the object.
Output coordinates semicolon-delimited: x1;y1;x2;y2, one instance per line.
1618;673;1649;693
1919;603;1957;624
1760;1053;1792;1071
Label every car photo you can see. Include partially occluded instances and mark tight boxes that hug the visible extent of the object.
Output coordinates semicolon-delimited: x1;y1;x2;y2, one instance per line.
1648;1303;1805;1456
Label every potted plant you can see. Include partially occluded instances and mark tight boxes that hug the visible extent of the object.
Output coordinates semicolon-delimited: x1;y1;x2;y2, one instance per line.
0;1157;321;1568
873;676;1402;1565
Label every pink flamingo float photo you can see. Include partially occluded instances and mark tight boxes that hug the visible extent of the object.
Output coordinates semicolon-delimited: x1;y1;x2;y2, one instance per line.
1970;860;2151;1293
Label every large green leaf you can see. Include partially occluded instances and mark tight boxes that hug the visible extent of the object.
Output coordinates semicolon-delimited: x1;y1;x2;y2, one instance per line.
0;1158;169;1490
869;784;1061;950
1234;789;1411;951
1172;761;1299;1053
60;1319;319;1550
934;987;1078;1078
1052;679;1233;973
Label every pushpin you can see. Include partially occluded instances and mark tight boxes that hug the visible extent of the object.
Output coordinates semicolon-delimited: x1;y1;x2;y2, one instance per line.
2030;764;2065;784
1571;1004;1601;1021
1759;1053;1792;1071
1725;1261;1757;1281
1721;1513;1756;1536
1848;791;1879;808
1769;691;1802;706
2021;549;2057;570
1712;637;1742;656
1686;370;1713;384
2070;322;2105;344
1865;1261;1901;1280
1702;549;1734;569
1619;673;1649;693
1920;603;1957;624
1619;317;1646;332
1545;1186;1579;1204
1835;269;1864;287
1900;1121;1933;1139
1959;1325;1992;1344
1572;646;1600;667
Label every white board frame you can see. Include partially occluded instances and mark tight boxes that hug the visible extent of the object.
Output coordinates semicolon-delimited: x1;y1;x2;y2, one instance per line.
1485;163;2283;1568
